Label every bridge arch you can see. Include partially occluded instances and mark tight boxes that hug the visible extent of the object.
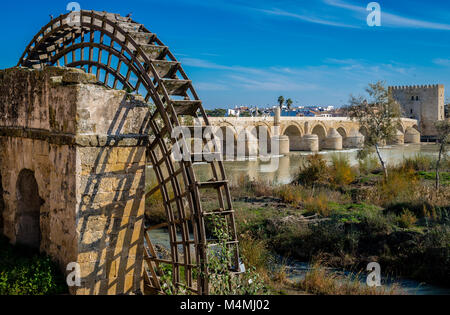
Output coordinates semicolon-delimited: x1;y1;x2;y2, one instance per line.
397;123;405;134
311;124;327;149
18;11;238;295
283;124;303;151
336;127;348;139
249;125;272;155
216;126;238;158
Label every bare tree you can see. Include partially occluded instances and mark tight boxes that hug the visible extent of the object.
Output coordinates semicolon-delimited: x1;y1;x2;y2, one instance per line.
435;120;450;190
348;81;401;179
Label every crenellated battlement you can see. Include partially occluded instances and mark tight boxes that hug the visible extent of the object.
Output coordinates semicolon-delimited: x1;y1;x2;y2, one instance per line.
389;84;443;91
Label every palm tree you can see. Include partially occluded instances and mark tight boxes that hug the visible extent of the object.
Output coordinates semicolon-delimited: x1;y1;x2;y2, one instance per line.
278;96;285;109
286;98;293;111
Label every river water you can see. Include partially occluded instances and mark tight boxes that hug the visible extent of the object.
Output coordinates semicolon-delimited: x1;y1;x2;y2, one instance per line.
192;143;447;185
283;259;450;295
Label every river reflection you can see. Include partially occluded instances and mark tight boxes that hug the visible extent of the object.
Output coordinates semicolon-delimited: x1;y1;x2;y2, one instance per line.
191;144;447;185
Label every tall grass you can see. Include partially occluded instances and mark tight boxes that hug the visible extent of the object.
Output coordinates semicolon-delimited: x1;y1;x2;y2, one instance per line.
231;174;274;198
296;261;402;295
304;193;331;217
402;154;435;172
297;154;329;187
330;154;357;187
396;209;418;229
358;155;381;175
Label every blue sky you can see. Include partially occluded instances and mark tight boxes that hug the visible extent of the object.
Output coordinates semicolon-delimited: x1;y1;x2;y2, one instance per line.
1;0;450;109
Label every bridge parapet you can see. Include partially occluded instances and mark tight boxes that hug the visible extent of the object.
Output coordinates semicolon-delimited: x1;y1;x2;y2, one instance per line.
207;117;420;154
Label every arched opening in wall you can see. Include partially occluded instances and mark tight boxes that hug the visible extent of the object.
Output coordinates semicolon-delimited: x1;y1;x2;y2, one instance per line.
216;126;237;159
412;125;419;131
312;125;327;149
254;125;272;155
337;127;347;139
15;169;43;249
283;125;303;151
0;173;4;233
337;127;348;148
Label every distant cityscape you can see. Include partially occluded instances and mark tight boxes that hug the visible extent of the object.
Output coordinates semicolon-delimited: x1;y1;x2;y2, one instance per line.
206;104;344;118
205;99;450;120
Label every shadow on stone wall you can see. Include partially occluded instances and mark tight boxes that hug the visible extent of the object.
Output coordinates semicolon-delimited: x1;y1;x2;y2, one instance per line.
75;94;152;295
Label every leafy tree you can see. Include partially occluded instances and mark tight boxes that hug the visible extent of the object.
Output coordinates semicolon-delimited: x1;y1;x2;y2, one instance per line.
435;120;450;190
278;96;285;109
240;111;252;117
205;108;227;117
286;98;294;110
348;81;401;179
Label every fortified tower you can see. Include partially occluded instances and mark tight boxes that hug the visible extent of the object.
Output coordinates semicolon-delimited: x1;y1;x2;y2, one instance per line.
389;84;445;141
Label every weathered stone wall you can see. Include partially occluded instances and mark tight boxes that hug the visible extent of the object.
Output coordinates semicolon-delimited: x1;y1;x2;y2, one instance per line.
390;85;445;139
0;67;148;295
0;137;78;262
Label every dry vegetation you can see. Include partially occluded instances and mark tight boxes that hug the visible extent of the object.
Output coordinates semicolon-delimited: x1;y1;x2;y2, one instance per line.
227;153;450;293
145;153;449;295
296;261;402;295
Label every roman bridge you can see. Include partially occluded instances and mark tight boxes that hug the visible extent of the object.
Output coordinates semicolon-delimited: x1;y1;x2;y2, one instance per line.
207;115;420;154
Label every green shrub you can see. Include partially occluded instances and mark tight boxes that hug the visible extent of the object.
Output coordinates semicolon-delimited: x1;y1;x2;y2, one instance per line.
297;154;329;187
275;184;305;206
401;154;435;172
0;237;67;295
372;168;419;206
304;193;331;217
330;155;357;187
396;209;418;229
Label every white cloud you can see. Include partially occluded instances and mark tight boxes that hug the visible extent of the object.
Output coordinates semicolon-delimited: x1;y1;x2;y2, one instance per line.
258;8;359;29
182;56;416;97
228;74;319;91
433;58;450;67
324;0;450;30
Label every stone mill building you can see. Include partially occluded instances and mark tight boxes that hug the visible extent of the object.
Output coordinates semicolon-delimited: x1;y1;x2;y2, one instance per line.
0;67;147;294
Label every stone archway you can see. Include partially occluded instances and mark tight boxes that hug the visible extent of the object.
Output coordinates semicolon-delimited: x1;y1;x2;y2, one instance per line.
337;127;347;139
216;126;237;158
255;125;272;155
312;124;327;149
283;125;303;151
15;169;43;249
